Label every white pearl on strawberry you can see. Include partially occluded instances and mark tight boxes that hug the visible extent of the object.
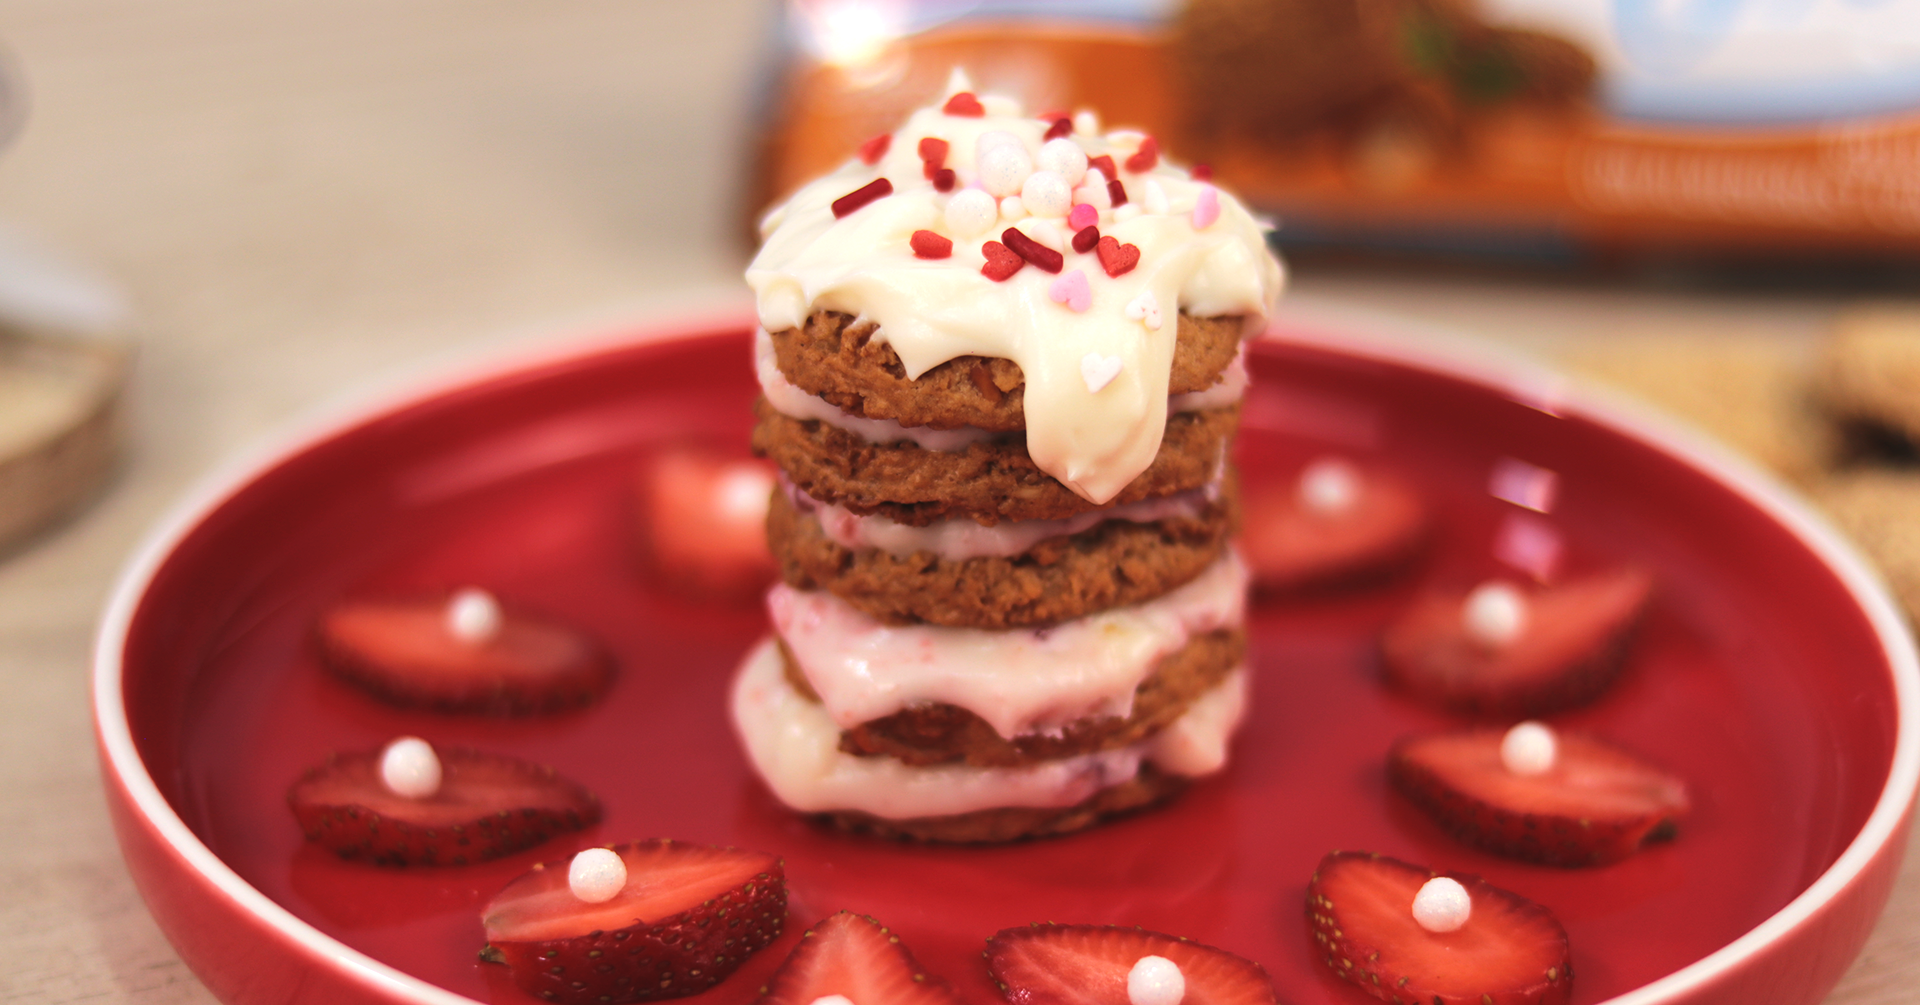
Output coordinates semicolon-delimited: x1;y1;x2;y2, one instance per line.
1463;580;1528;647
1501;720;1559;776
446;587;501;644
715;464;773;522
379;736;442;799
945;187;998;238
1126;955;1185;1005
809;997;856;1005
568;847;627;904
1298;457;1361;515
1037;137;1088;186
1021;170;1072;217
978;136;1033;197
1412;876;1472;933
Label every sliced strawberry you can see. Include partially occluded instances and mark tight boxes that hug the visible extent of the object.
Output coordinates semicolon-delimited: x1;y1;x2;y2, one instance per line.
1240;462;1427;592
634;446;778;601
482;839;786;1004
317;594;613;714
1307;851;1571;1005
288;745;600;866
1390;727;1689;866
1379;567;1654;717
757;911;962;1005
985;923;1278;1005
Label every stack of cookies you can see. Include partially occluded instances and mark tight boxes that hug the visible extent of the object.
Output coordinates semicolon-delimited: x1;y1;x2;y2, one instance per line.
729;76;1284;842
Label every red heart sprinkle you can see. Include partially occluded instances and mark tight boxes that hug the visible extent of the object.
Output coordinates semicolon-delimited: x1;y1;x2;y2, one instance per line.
918;136;949;169
1125;136;1159;173
943;92;985;117
857;133;890;165
1107;178;1128;207
932;168;956;192
1002;227;1063;274
981;241;1024;281
1096;235;1140;277
1043;117;1073;141
1191;163;1213;181
910;230;953;259
831;178;893;218
1088;154;1118;180
1071;225;1100;253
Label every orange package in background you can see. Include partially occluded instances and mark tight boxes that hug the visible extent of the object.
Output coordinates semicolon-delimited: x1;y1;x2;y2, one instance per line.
753;0;1920;267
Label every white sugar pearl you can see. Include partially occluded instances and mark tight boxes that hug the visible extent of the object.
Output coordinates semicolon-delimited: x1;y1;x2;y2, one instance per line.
715;465;772;521
1074;167;1111;210
1127;955;1185;1005
978;140;1034;197
976;129;1023;153
1463;581;1529;647
1141;178;1170;215
1412;877;1472;933
446;587;501;644
945;188;999;238
1074;109;1100;135
1037;137;1089;186
568;848;628;904
1297;458;1361;515
1501;721;1559;776
1020;170;1072;217
998;195;1028;222
379;736;442;799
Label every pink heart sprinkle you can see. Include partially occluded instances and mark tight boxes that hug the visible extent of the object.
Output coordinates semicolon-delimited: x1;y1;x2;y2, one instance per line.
1068;202;1098;230
1048;269;1092;312
1192;185;1220;229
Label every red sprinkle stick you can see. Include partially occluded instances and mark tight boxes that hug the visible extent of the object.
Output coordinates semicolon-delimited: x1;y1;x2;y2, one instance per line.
910;230;953;259
918;137;949;178
1107;178;1128;207
982;240;1024;281
1191;163;1214;181
1125;136;1160;173
1043;117;1073;141
932;168;956;192
943;92;985;117
1088;154;1118;180
857;133;890;165
1002;228;1063;273
1071;226;1101;254
831;178;893;218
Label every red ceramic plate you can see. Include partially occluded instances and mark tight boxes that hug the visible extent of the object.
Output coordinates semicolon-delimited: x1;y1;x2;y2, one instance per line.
95;310;1920;1005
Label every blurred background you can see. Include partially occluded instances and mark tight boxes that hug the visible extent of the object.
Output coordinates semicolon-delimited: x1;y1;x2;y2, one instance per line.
5;0;1920;1001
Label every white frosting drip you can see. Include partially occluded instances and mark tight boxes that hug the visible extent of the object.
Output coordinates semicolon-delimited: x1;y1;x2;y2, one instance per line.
747;89;1283;504
730;635;1247;818
768;551;1248;739
795;483;1211;561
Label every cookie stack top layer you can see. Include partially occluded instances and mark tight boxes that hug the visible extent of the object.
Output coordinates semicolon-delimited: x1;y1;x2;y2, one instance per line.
746;72;1284;505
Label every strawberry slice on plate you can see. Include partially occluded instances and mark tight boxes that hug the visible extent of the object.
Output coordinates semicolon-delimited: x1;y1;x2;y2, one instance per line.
317;588;613;715
984;922;1278;1005
288;741;600;866
481;839;786;1004
757;911;962;1005
1240;458;1427;593
1379;567;1654;716
1307;851;1571;1005
634;445;777;601
1390;725;1690;866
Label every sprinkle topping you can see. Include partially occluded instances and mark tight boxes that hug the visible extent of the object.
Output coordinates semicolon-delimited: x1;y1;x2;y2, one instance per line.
1072;225;1101;253
379;736;442;799
1003;227;1064;273
831;177;893;218
1049;269;1092;312
568;847;627;904
1412;876;1472;933
1464;581;1529;647
981;240;1024;281
1124;289;1162;330
943;91;985;116
1081;352;1123;392
1297;457;1360;515
1095;235;1140;277
446;587;501;644
857;132;890;165
1125;135;1160;173
1501;721;1559;776
910;230;953;259
1126;956;1185;1005
1193;185;1221;229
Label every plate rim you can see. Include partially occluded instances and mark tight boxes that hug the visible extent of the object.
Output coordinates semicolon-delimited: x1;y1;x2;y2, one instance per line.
92;304;1920;1005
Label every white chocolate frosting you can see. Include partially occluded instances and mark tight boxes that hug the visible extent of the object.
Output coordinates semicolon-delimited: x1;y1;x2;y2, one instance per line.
729;635;1247;819
746;76;1283;504
767;550;1248;739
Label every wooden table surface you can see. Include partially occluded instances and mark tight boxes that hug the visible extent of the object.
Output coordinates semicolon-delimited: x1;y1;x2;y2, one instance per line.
0;3;1912;1003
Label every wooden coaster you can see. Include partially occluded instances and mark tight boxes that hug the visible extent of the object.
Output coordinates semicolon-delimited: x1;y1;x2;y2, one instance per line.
0;327;127;551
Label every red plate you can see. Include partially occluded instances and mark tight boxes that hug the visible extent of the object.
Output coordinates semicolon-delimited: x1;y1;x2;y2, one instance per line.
95;311;1920;1005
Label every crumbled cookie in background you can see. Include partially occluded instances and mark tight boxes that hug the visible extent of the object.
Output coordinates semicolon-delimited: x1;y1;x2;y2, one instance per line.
1555;333;1834;488
1813;305;1920;464
1809;471;1920;625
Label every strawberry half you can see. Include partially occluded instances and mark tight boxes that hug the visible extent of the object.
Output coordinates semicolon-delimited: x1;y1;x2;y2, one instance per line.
1390;727;1690;866
984;923;1279;1005
1379;567;1654;717
317;594;613;715
1307;851;1571;1005
756;911;963;1005
634;446;778;601
482;839;786;1004
1240;462;1427;592
288;745;600;866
